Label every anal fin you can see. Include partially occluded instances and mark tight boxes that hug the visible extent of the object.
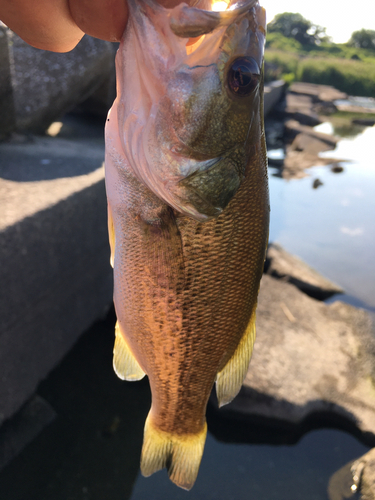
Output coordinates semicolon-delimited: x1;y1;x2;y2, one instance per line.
113;322;145;381
141;413;207;490
215;310;256;407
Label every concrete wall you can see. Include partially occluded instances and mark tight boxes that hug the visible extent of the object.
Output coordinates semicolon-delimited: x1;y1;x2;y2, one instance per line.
0;130;113;426
264;80;286;117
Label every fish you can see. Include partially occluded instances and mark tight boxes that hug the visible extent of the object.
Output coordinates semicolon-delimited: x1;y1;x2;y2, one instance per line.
104;0;268;490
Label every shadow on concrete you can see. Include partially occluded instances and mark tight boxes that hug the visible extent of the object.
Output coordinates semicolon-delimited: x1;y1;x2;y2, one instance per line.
0;113;106;182
0;309;151;500
207;393;375;449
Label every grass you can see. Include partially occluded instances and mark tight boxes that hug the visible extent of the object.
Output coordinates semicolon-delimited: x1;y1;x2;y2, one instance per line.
297;58;375;97
264;37;375;97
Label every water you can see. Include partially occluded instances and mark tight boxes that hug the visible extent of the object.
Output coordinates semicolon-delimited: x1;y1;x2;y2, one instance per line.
130;430;367;500
0;119;373;500
335;96;375;111
268;123;375;310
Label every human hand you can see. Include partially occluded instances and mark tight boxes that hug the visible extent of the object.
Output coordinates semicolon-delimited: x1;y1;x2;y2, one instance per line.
0;0;186;53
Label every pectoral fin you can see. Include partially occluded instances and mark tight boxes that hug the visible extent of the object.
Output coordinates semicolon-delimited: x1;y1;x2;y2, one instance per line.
108;203;115;268
113;322;145;381
215;310;256;407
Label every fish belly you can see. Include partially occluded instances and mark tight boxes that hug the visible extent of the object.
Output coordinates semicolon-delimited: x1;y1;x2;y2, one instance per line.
105;101;269;489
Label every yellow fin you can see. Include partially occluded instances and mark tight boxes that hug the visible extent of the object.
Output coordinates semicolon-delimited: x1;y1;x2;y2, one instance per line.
216;310;256;407
107;203;115;268
113;322;145;381
140;413;207;490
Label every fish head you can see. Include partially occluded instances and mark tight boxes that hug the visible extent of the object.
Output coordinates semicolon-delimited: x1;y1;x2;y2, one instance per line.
113;0;266;220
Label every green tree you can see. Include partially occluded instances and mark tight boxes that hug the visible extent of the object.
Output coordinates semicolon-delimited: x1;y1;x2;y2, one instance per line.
348;29;375;50
268;12;327;46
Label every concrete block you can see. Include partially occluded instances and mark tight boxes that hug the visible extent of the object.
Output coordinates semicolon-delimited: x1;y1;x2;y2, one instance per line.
0;23;16;137
0;22;114;135
0;128;113;425
264;80;286;117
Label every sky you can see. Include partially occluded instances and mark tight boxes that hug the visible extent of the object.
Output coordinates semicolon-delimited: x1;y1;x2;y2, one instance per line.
263;0;375;43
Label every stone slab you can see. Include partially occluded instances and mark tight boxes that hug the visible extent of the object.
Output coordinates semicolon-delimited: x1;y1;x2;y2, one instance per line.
289;82;348;102
218;274;375;440
265;243;344;300
281;150;344;179
284;119;339;146
289;132;335;154
0;129;113;426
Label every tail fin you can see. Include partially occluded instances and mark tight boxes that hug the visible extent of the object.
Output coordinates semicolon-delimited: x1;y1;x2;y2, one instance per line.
140;413;207;490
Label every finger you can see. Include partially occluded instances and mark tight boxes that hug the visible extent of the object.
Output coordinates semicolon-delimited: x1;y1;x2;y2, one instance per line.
68;0;128;43
0;0;84;52
68;0;197;44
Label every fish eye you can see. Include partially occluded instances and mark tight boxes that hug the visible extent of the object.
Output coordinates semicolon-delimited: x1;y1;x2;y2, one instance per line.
227;57;260;97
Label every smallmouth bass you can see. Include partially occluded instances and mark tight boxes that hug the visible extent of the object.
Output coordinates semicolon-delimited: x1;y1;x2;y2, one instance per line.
105;0;268;489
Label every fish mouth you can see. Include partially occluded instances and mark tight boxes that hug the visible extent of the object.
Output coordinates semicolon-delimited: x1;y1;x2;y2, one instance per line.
178;151;244;219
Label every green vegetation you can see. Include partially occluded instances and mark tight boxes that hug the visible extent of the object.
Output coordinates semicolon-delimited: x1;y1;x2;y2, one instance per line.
268;12;328;46
298;58;375;97
265;13;375;97
348;29;375;50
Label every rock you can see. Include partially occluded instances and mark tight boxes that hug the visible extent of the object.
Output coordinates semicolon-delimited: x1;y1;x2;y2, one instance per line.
337;104;375;114
265;243;344;300
217;274;375;439
328;448;375;500
289;82;348;102
263;80;287;117
285;92;314;114
0;22;114;134
282;150;344;179
284;120;339;147
312;178;323;189
331;164;344;173
0;116;113;425
281;120;342;178
292;110;322;127
352;119;375;127
289;132;335;154
327;460;359;500
284;94;322;126
361;448;375;500
314;100;338;115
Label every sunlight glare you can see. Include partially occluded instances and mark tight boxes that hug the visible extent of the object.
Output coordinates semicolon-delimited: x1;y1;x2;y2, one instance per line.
211;0;229;12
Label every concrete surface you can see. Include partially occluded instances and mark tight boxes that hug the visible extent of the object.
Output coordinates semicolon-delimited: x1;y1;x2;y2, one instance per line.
0;115;113;426
0;395;56;471
264;80;286;117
